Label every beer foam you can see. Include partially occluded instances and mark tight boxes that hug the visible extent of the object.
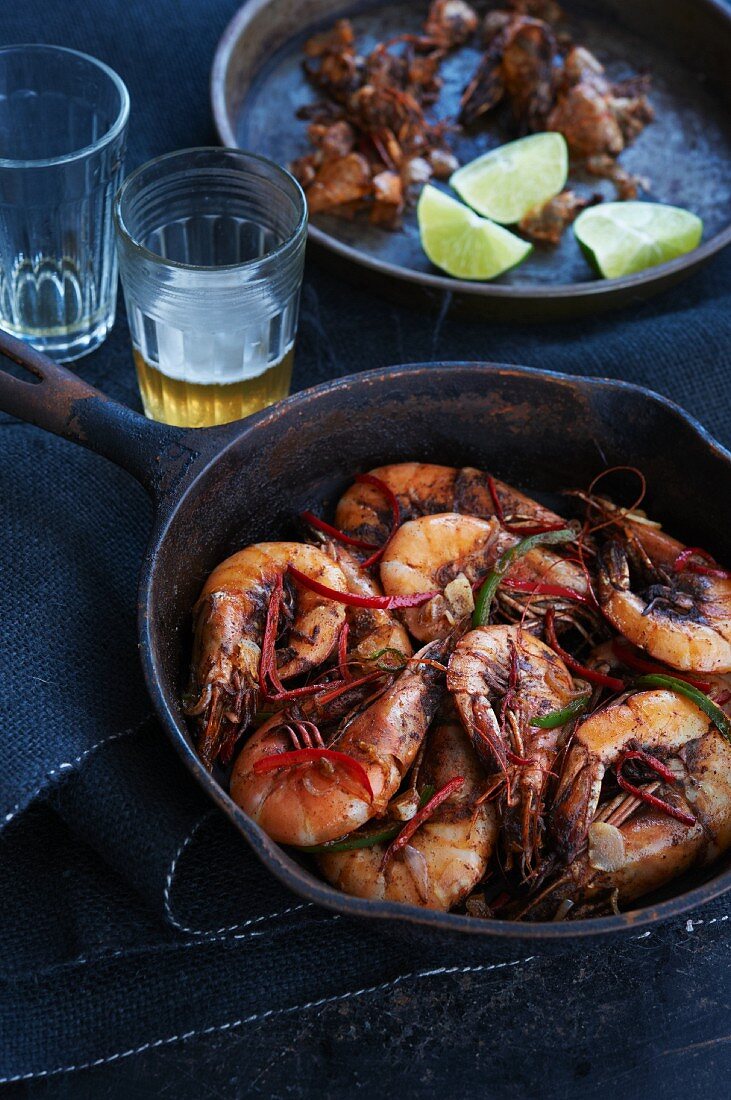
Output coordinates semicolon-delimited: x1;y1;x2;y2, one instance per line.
153;325;277;384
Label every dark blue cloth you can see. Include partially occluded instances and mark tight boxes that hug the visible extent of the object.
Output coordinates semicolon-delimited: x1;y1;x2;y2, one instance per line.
1;0;731;1089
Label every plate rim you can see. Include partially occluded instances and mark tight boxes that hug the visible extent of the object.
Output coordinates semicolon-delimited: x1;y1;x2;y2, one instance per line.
210;0;731;302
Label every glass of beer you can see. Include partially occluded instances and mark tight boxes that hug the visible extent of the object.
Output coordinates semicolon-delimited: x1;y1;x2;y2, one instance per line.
114;148;307;427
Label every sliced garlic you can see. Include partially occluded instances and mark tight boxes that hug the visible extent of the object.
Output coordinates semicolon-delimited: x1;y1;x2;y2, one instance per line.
588;822;626;872
444;572;475;620
390;789;420;822
552;899;574;922
402;844;430;902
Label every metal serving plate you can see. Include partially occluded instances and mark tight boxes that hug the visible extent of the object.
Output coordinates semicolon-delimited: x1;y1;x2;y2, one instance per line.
212;0;731;320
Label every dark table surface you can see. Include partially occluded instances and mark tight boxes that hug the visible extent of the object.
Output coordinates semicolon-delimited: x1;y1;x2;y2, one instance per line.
9;915;731;1099
3;1;731;1097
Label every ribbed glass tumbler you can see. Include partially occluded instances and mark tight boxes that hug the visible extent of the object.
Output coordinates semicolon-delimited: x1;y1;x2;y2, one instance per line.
0;45;129;360
115;148;307;428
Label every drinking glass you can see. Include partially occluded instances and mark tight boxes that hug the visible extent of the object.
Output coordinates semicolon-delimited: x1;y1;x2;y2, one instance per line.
0;45;129;361
114;148;307;428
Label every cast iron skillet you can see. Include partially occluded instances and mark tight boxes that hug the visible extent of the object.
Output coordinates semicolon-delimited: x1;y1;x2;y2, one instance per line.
2;329;731;943
212;0;731;320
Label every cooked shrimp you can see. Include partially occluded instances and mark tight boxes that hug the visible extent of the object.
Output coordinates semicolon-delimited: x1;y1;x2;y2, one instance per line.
380;513;501;641
539;689;731;916
518;189;597;246
548;47;624;158
503;544;595;600
336;463;459;544
318;717;497;910
424;0;479;49
448;625;574;874
187;543;347;767
334;462;564;544
551;688;712;860
230;637;449;846
590;637;731;705
337;464;591;622
379;509;592;646
597;519;731;674
320;541;413;666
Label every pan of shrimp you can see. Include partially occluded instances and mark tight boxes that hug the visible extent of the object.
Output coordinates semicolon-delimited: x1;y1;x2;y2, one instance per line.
1;330;730;940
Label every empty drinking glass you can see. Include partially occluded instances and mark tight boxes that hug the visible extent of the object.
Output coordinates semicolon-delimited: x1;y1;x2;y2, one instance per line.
114;148;307;428
0;45;129;361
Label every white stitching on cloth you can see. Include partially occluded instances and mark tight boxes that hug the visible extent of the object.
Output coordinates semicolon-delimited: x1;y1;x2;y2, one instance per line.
9;906;728;988
685;914;730;933
7;918;340;980
0;956;536;1084
630;913;729;941
2;913;727;1081
162;809;316;937
165;900;318;942
7;910;344;979
1;719;151;829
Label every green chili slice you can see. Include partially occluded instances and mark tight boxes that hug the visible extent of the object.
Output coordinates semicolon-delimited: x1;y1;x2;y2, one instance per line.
299;785;436;854
632;674;731;742
366;647;409;672
299;826;401;854
530;693;591;730
472;528;575;628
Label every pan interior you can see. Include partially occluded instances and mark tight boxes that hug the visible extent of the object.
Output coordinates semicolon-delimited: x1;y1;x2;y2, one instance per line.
143;366;731;933
233;0;731;288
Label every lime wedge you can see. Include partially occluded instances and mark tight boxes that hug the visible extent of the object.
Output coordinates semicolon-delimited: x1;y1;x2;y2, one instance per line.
574;202;703;279
450;133;568;225
417;185;532;280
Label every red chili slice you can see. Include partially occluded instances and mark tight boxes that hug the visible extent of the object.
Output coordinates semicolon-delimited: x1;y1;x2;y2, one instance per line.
611;640;711;694
300;511;379;552
505;749;534;766
380;777;464;869
288;564;438;609
300;472;401;569
501;576;598;609
673;546;731;579
252;747;373;802
545;608;625;692
487;475;567;537
615;749;696;827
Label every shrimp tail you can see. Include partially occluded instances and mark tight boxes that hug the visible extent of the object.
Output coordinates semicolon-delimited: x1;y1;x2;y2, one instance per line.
186;592;262;768
550;749;596;861
198;685;226;769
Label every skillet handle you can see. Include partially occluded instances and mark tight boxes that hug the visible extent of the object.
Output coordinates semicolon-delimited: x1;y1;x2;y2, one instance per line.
0;327;203;499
